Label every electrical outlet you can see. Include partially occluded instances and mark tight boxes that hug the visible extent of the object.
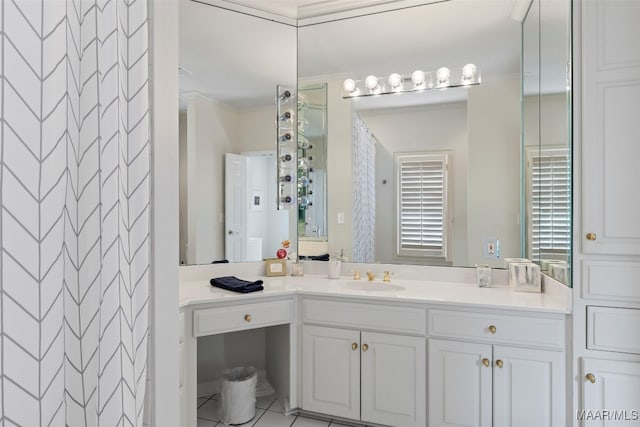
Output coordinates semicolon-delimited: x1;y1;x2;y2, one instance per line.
483;238;500;259
337;212;345;224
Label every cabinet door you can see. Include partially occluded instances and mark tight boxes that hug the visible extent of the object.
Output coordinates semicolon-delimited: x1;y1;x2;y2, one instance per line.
493;346;565;427
581;358;640;427
302;325;360;420
428;339;492;427
582;0;640;255
360;332;425;427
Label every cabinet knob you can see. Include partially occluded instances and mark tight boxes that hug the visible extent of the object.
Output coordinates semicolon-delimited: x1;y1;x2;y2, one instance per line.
482;358;490;367
488;325;497;334
586;373;596;383
244;314;251;322
495;359;504;368
362;344;369;352
586;232;597;241
352;342;358;351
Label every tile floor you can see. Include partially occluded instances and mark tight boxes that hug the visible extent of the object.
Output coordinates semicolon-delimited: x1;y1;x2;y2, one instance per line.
197;394;375;427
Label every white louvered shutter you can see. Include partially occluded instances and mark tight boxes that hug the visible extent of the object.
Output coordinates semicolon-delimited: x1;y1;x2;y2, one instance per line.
528;147;571;259
396;152;450;259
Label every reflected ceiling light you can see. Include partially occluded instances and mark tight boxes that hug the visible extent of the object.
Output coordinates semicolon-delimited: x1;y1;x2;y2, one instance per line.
411;70;425;88
365;75;380;92
461;63;478;85
342;65;481;99
436;67;450;88
388;73;403;91
343;78;356;93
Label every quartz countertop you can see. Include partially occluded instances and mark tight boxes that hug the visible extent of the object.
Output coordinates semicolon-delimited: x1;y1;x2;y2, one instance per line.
179;273;571;314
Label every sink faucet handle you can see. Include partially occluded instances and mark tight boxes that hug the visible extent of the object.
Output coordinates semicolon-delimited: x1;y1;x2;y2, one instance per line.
366;271;375;281
383;271;392;282
352;270;361;280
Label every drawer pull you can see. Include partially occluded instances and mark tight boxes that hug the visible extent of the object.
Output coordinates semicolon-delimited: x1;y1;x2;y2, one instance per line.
586;373;596;383
482;358;490;367
352;342;358;351
244;314;252;322
495;359;504;368
586;232;597;241
362;344;369;352
488;325;497;334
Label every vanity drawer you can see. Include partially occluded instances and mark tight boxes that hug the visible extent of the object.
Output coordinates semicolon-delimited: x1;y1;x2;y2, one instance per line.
428;309;565;350
302;298;426;335
587;306;640;354
193;299;293;337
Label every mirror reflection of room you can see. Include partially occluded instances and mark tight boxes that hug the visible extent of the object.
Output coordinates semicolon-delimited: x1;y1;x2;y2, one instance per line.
177;0;571;283
178;1;296;265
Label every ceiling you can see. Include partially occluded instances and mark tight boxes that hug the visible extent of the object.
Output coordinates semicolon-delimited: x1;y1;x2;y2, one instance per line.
179;0;567;110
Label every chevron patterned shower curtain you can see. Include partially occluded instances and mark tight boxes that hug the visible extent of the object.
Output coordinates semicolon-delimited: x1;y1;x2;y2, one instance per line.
0;0;150;426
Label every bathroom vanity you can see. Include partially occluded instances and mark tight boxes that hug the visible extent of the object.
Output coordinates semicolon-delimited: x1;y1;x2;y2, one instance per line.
178;264;571;427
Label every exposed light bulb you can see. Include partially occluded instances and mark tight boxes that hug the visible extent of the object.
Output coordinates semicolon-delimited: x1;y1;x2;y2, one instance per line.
388;73;403;90
411;70;425;88
343;78;356;93
461;63;477;85
436;67;450;88
365;75;379;90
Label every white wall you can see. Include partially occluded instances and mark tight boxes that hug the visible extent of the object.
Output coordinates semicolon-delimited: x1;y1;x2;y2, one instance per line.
237;105;277;152
524;92;569;149
325;79;354;260
359;102;469;266
467;79;522;267
186;95;238;264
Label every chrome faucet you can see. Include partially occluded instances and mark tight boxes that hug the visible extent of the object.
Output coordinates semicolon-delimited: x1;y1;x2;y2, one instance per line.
366;271;375;281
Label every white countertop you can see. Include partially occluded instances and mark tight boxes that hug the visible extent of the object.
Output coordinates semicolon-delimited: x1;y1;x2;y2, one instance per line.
180;273;571;314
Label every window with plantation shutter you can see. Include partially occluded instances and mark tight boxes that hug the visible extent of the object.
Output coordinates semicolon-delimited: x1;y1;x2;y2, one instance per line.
526;147;571;260
395;152;450;259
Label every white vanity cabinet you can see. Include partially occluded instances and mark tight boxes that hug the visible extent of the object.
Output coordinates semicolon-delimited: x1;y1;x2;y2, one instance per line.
301;298;426;427
575;0;640;424
428;309;566;427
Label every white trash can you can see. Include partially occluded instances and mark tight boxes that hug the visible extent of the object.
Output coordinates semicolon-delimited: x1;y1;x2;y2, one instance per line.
217;366;258;425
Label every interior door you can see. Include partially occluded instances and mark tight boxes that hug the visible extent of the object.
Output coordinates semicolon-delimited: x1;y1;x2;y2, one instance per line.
360;331;425;427
225;153;247;262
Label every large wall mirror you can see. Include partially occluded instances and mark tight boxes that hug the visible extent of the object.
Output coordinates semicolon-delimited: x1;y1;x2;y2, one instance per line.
297;0;571;281
178;0;572;284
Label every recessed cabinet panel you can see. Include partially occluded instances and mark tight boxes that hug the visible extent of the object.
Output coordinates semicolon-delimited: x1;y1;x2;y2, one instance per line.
582;260;640;304
360;332;425;427
587;306;640;354
302;325;360;420
493;346;565;427
303;298;425;335
428;339;492;427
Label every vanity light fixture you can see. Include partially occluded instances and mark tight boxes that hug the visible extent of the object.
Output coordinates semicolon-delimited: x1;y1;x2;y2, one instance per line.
342;64;480;98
